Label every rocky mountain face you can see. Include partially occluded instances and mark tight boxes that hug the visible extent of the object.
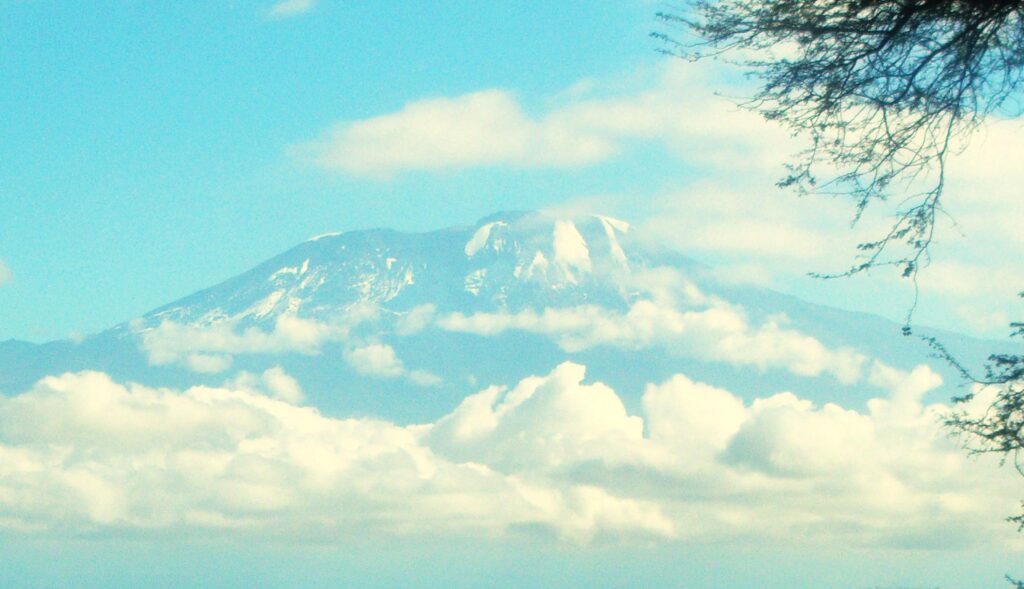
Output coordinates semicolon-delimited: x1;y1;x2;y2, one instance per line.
139;211;643;330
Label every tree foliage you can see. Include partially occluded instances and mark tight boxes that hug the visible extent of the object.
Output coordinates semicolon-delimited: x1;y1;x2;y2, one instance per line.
655;0;1024;575
929;301;1024;530
655;0;1024;282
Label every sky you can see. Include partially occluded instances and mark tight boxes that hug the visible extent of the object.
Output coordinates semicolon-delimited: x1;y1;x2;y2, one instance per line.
3;3;1024;587
3;1;1023;342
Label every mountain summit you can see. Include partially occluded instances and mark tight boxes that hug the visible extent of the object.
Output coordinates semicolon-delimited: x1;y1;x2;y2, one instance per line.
142;211;640;330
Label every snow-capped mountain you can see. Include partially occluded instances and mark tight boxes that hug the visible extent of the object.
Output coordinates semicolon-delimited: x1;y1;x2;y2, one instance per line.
0;210;1016;423
139;211;641;330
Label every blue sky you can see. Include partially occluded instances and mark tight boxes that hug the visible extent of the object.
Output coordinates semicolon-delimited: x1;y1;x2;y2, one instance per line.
2;0;1022;342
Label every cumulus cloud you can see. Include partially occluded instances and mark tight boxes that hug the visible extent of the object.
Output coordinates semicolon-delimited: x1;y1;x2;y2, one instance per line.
343;343;442;386
298;62;794;178
0;368;668;541
259;366;304;403
1;362;1012;548
438;296;866;384
431;362;1020;547
267;0;317;19
344;343;405;378
303;90;615;177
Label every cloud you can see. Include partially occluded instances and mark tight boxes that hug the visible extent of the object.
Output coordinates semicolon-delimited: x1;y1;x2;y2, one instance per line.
267;0;317;19
0;260;11;286
225;366;306;404
344;343;442;386
303;90;616;177
624;167;1024;338
258;366;305;404
437;294;867;384
395;304;437;336
140;315;349;373
634;182;870;272
0;362;1018;548
298;62;795;178
426;363;648;471
140;314;441;385
0;368;668;541
344;343;404;378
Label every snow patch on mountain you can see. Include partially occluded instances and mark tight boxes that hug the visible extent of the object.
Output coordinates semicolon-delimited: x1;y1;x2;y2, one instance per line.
597;215;629;265
552;220;592;280
307;231;341;242
465;221;508;257
464;268;487;296
247;289;286;319
524;250;550;281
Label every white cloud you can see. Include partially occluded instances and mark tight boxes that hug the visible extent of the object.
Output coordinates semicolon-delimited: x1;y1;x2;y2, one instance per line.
395;304;436;336
140;315;349;373
624;169;1024;338
0;362;1018;548
260;366;305;404
634;182;868;272
304;90;616;178
642;374;746;461
226;366;305;404
427;363;649;471
267;0;317;19
437;294;866;384
344;343;405;378
140;314;441;385
298;62;794;179
0;260;11;286
344;343;441;386
0;368;668;541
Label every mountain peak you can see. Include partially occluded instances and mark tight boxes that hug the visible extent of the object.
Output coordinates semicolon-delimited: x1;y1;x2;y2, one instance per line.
137;210;638;331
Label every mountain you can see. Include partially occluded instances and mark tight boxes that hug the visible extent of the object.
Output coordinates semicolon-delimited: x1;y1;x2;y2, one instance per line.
0;210;1015;422
137;210;640;329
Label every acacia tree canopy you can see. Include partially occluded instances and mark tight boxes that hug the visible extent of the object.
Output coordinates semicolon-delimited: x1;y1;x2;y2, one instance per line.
655;0;1024;573
656;0;1024;280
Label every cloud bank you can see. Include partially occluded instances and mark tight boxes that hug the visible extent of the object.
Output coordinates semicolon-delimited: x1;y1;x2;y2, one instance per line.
299;63;793;178
140;315;343;374
0;363;1017;549
438;298;867;384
